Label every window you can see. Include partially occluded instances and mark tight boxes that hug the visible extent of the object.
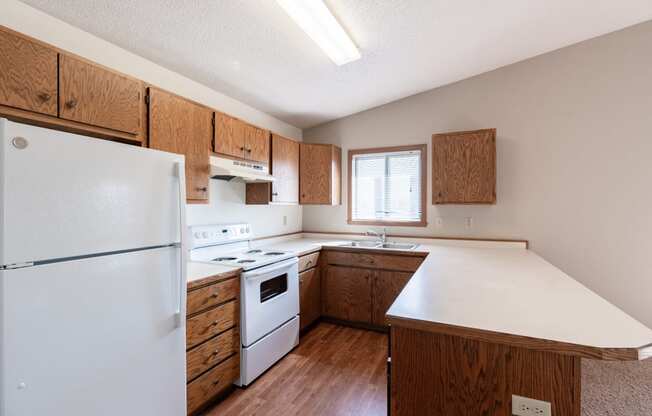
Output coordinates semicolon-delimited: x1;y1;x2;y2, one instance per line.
348;144;427;226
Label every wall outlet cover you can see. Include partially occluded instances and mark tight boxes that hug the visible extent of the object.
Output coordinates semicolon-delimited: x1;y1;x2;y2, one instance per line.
512;395;551;416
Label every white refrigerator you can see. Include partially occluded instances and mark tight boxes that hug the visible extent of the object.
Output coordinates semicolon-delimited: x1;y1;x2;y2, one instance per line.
0;119;187;415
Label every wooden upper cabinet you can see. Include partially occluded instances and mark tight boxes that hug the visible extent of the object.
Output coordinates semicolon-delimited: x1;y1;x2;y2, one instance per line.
215;112;270;163
148;87;212;202
245;125;270;163
271;134;299;203
299;267;321;331
322;265;372;323
372;271;412;327
214;112;245;158
0;28;57;116
59;54;142;135
432;128;496;204
299;143;342;205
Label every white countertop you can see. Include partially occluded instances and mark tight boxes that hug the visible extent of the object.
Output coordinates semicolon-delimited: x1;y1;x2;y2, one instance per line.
253;234;652;353
187;261;240;285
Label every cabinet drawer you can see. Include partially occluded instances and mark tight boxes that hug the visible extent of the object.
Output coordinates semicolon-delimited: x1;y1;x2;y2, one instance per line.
187;301;238;349
325;251;424;272
187;327;239;382
187;354;239;415
187;277;239;316
298;252;320;273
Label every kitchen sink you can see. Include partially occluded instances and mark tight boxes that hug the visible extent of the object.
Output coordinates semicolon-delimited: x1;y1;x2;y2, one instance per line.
337;241;419;250
338;240;381;248
378;242;419;250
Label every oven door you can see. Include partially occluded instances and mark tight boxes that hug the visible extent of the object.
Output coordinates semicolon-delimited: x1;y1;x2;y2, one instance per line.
241;258;299;347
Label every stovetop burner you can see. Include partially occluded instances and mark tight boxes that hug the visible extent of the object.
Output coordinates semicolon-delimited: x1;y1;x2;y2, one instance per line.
237;259;256;264
246;249;263;254
264;252;285;256
214;257;237;261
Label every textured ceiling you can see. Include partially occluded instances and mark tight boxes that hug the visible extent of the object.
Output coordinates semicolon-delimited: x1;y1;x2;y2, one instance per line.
20;0;652;128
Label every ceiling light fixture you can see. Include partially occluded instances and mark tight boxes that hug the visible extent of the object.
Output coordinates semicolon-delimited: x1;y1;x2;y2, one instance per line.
276;0;361;66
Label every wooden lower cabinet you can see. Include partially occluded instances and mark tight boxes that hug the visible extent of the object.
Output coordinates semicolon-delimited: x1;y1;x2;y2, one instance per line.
322;250;425;328
186;275;240;415
390;326;581;416
372;271;412;326
322;265;373;323
187;354;240;415
299;267;321;330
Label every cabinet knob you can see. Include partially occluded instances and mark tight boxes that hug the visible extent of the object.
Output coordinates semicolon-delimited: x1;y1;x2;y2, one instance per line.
65;99;77;109
37;92;51;102
246;148;252;153
271;192;278;196
197;187;208;192
211;291;219;298
240;147;245;151
212;379;221;386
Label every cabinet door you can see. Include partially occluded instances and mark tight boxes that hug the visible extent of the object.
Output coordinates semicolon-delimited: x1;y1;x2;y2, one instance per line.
372;271;412;326
214;112;245;158
432;129;496;204
322;265;372;323
148;88;212;202
299;267;321;330
300;143;332;204
0;29;58;116
245;125;270;163
59;54;142;134
271;134;299;203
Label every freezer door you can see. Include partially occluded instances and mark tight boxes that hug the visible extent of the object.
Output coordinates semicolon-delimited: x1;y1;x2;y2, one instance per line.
0;119;185;266
0;247;186;416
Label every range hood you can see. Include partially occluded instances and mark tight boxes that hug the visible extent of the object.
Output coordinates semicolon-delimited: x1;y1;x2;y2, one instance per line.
210;155;275;183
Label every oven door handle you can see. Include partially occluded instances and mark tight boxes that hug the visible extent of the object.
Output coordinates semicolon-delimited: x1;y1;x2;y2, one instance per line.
243;258;298;280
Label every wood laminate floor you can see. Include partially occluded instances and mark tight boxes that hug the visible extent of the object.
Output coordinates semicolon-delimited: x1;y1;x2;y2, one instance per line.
204;322;388;416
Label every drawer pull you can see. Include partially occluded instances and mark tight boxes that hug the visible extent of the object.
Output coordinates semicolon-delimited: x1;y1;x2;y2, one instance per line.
204;349;220;363
211;292;220;298
306;260;312;266
212;379;221;386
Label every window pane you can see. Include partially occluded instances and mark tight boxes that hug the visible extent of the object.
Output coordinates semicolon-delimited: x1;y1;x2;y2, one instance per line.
351;149;422;223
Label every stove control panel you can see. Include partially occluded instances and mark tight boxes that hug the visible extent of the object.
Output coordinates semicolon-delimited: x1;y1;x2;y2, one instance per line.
189;223;251;249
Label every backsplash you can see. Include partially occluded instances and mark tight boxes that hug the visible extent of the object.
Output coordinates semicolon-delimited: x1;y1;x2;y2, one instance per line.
186;179;302;238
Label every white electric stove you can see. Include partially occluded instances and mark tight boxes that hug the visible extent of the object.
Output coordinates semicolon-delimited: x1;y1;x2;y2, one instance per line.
189;224;300;387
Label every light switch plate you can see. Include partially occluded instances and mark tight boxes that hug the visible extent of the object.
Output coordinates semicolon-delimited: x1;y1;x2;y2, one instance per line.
512;395;551;416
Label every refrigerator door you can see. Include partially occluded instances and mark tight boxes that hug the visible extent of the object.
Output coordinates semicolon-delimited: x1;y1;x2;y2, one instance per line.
0;246;186;416
0;119;184;266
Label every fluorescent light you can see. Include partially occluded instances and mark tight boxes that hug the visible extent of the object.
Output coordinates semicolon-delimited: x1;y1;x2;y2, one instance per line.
276;0;361;65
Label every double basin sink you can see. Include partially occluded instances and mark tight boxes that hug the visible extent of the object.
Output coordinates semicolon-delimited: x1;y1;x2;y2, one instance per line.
338;241;419;250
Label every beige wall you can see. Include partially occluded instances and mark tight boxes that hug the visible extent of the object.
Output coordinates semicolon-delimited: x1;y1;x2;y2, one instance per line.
1;0;303;238
303;21;652;328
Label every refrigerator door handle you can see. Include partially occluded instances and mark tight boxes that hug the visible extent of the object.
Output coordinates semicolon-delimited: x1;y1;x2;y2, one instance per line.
175;162;187;328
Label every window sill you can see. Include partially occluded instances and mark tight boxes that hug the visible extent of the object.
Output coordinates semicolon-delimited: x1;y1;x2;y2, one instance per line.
347;219;427;227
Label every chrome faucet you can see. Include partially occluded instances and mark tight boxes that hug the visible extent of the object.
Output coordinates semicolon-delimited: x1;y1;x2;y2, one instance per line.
366;228;387;244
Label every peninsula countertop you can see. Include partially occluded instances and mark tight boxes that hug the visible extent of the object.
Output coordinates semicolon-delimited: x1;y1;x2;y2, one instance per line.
255;234;652;360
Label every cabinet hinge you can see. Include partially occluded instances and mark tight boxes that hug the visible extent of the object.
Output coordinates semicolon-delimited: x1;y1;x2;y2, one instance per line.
1;262;34;270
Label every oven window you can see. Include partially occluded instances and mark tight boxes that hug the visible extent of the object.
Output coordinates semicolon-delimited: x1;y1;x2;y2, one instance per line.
260;274;288;303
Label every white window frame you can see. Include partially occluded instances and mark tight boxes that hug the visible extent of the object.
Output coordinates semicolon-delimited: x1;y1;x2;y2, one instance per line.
347;144;427;227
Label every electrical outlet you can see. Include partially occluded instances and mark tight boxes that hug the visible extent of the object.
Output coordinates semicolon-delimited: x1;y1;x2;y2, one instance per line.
283;215;288;226
435;217;444;228
512;395;551;416
464;217;473;229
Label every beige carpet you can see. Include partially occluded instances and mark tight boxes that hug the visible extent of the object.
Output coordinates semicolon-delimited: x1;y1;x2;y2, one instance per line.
582;358;652;415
